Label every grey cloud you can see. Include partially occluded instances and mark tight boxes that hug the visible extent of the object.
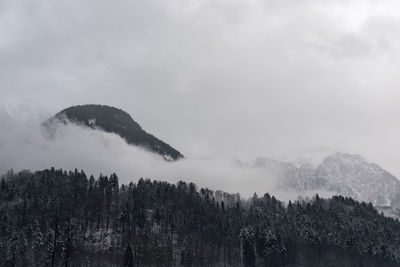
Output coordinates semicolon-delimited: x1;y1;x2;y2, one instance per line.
1;0;400;180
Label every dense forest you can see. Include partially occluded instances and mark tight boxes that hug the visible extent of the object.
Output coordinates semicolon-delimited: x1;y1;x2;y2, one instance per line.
1;168;400;266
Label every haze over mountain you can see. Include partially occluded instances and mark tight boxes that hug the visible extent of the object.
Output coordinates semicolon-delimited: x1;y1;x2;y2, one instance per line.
254;152;400;207
3;105;400;206
45;104;183;161
41;106;400;207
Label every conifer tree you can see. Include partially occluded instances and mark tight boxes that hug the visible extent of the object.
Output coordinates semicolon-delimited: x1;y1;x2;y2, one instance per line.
124;243;134;267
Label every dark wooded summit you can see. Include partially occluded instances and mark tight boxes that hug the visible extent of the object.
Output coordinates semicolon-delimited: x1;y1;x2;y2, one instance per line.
51;104;183;160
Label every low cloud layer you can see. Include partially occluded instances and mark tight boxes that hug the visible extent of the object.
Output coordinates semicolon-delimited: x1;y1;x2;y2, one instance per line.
0;110;281;198
0;110;366;202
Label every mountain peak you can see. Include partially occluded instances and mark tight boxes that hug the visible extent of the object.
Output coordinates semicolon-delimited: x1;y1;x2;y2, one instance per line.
56;104;143;130
254;152;400;206
46;104;184;161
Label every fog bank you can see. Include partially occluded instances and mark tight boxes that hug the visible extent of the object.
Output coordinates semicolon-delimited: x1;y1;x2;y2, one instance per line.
0;110;282;198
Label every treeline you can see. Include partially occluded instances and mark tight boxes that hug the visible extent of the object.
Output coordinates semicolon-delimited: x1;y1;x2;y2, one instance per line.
1;168;400;266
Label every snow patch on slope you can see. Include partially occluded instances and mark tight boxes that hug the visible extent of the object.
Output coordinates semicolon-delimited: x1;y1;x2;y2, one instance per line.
254;152;400;206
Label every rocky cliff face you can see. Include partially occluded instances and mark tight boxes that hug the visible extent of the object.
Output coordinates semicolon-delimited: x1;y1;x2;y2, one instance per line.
254;152;400;206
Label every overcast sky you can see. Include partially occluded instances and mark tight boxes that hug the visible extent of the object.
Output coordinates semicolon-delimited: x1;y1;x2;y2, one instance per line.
1;0;400;177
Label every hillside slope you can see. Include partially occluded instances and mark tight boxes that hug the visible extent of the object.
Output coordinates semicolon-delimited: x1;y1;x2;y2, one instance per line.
45;104;183;160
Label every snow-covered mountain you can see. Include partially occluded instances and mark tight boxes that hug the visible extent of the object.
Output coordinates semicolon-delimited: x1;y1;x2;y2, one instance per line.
254;152;400;206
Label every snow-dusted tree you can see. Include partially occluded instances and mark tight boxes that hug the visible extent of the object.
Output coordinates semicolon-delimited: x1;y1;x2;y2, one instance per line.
7;231;28;267
240;226;256;267
124;243;134;267
32;220;44;267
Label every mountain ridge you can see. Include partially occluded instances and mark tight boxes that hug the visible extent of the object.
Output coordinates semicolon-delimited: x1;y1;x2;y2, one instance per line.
254;152;400;207
45;104;184;161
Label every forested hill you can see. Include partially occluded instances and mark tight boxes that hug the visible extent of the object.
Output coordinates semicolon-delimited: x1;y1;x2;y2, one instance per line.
45;104;183;161
2;169;400;266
